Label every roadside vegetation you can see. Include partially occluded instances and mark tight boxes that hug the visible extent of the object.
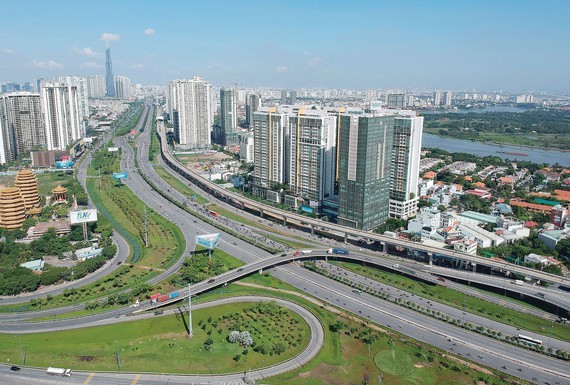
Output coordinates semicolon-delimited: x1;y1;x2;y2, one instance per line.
329;261;569;342
1;300;309;374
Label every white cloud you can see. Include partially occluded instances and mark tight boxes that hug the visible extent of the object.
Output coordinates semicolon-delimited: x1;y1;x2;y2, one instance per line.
31;60;64;69
144;28;156;36
307;56;322;67
82;61;103;69
133;63;144;70
101;32;121;42
73;47;98;57
275;66;287;73
2;48;16;55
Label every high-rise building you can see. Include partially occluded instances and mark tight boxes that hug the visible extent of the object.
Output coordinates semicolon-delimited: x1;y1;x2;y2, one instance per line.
0;92;45;164
245;93;261;127
115;76;132;98
280;90;297;105
252;107;288;201
239;131;254;163
387;94;406;108
41;82;82;151
337;113;394;230
105;47;116;97
220;88;237;145
389;112;423;219
87;75;106;98
433;91;441;106
288;109;336;206
443;91;452;106
55;76;89;124
168;77;213;148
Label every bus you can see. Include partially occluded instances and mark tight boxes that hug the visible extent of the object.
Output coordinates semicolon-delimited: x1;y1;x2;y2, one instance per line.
209;210;219;218
517;334;543;346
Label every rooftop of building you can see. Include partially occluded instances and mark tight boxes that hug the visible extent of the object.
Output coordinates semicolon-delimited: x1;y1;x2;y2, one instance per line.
20;259;45;271
458;211;498;224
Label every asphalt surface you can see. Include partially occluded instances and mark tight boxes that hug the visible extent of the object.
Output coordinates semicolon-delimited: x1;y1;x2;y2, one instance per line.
0;296;323;384
1;101;569;384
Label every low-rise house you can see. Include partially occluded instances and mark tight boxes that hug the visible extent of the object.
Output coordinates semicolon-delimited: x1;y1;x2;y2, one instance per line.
538;229;569;250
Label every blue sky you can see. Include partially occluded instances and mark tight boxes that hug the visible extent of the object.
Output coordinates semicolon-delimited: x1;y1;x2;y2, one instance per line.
1;0;568;91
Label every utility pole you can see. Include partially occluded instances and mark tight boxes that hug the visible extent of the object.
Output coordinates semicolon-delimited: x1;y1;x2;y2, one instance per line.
144;205;149;247
116;339;121;370
98;169;102;190
188;284;193;337
18;334;24;364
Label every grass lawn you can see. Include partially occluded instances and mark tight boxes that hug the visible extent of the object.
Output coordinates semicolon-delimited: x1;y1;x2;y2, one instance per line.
186;279;531;385
87;172;184;269
1;301;310;374
153;165;208;204
333;261;569;342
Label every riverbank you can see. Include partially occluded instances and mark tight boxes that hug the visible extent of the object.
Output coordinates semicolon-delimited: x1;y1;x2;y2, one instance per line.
423;127;570;152
421;133;570;166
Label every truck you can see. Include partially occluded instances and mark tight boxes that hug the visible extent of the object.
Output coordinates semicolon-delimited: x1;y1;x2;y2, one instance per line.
169;291;179;299
513;280;524;286
46;367;72;377
300;250;313;255
157;294;170;302
327;248;349;255
150;293;161;303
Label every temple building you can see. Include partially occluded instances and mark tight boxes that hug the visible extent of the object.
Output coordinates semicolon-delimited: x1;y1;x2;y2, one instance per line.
0;187;27;229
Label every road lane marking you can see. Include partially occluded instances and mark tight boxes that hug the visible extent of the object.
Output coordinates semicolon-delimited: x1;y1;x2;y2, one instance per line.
82;373;94;385
131;373;141;385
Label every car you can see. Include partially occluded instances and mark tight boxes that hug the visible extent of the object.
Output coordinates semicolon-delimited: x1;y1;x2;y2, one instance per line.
237;268;244;272
10;366;20;372
154;310;163;316
280;253;287;257
208;278;215;283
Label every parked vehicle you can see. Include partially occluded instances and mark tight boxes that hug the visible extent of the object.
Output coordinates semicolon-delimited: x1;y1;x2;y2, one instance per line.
327;248;349;255
46;367;72;377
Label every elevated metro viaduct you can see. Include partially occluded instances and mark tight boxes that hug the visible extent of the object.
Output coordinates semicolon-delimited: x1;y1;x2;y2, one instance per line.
155;127;569;287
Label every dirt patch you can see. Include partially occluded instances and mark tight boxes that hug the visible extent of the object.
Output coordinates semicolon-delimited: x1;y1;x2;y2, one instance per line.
43;255;77;268
77;356;96;362
299;363;359;385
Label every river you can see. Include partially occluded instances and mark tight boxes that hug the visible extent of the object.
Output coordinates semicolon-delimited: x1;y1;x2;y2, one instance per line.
421;133;569;166
420;106;530;114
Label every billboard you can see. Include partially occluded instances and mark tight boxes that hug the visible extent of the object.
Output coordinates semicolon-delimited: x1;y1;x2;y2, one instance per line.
55;160;74;169
108;147;119;152
196;233;221;250
70;209;98;224
113;172;128;179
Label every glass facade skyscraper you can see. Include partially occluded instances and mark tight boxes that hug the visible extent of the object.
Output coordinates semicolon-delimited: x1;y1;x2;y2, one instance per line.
105;47;116;97
337;113;394;230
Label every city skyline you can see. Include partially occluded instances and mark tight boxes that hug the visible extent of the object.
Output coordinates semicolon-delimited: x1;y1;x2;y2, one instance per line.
1;0;569;92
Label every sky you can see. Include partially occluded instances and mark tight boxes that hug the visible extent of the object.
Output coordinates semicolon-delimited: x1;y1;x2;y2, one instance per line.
1;0;569;91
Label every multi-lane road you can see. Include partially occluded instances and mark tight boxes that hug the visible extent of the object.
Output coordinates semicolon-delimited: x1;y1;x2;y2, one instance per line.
2;100;569;384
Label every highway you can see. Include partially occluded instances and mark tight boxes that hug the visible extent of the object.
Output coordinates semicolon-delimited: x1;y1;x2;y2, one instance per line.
0;296;323;384
1;100;569;384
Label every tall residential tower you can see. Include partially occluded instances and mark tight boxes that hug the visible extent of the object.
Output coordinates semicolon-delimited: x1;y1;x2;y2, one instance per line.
168;77;213;148
0;92;45;164
389;111;423;219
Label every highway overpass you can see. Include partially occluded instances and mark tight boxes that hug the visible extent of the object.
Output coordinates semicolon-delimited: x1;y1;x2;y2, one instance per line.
156;127;568;286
